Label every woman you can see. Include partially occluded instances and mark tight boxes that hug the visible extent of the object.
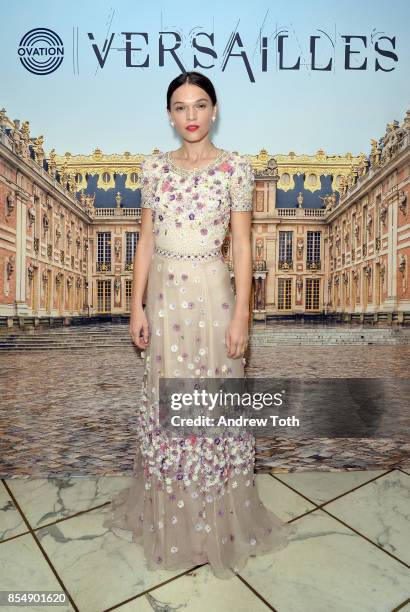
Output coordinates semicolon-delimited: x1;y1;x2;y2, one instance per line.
103;71;297;579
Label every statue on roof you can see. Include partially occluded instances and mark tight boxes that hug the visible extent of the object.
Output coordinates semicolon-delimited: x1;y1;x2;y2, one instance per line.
370;139;382;167
21;121;30;159
380;119;407;163
85;194;95;215
357;154;369;177
48;148;57;178
11;120;22;156
319;192;337;211
67;173;76;193
0;108;7;129
79;189;86;207
60;161;68;187
339;175;348;196
33;135;45;166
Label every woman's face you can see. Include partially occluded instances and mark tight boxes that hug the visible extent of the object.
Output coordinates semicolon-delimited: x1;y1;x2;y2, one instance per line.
168;83;216;142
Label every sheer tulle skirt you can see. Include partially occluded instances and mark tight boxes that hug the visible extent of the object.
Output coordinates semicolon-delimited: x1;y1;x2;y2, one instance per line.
103;250;297;579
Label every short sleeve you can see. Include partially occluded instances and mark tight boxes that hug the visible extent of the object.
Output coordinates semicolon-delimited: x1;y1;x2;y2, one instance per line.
140;155;158;209
229;156;255;212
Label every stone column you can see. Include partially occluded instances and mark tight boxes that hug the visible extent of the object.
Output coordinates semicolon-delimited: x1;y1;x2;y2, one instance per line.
384;197;398;311
253;272;267;321
14;192;30;315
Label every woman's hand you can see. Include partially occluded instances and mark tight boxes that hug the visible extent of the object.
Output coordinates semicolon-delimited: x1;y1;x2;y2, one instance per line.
129;307;150;349
225;313;249;359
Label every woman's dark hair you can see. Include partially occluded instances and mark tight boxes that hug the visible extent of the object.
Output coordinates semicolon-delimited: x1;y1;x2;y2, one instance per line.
166;71;217;111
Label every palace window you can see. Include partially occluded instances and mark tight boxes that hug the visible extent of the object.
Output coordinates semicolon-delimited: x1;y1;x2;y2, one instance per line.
280;173;290;186
307;173;318;187
277;278;292;310
376;193;381;235
362;204;367;244
305;278;320;310
279;231;293;265
306;231;321;264
125;232;139;264
97;232;111;272
352;212;356;249
96;280;111;313
125;279;132;311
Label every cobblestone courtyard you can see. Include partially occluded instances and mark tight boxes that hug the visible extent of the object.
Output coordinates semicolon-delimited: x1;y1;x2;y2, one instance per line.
0;333;409;477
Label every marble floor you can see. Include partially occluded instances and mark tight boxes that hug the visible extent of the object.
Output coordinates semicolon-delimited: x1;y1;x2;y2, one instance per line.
1;468;409;612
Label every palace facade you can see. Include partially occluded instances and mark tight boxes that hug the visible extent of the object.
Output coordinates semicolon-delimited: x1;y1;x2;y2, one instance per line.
0;107;409;326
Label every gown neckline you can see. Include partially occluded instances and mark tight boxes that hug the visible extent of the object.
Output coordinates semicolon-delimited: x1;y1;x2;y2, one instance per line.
164;148;230;176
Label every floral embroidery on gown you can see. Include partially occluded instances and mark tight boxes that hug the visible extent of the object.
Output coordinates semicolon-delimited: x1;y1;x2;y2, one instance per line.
103;148;297;579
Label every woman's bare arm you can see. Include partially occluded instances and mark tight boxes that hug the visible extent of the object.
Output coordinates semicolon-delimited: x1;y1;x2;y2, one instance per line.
225;210;252;358
129;208;155;347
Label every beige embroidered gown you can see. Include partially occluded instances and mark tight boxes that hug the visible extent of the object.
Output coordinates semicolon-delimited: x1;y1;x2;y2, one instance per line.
103;148;297;579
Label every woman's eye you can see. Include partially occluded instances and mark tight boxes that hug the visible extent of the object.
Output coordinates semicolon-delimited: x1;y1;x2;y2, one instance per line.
175;104;207;111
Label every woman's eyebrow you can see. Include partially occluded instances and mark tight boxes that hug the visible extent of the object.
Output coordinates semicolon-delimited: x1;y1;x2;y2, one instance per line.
172;98;208;105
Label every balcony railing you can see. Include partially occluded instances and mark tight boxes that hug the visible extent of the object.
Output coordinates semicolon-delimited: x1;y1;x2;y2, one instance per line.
278;260;293;270
227;259;267;272
276;208;326;218
96;262;111;272
306;260;321;270
93;208;142;219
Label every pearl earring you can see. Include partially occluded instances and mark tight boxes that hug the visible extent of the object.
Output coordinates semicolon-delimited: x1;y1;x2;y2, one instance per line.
170;121;174;127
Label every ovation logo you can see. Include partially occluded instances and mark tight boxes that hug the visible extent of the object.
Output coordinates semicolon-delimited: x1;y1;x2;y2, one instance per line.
18;28;64;75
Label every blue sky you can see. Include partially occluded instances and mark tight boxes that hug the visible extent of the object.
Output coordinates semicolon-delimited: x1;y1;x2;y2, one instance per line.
1;0;409;157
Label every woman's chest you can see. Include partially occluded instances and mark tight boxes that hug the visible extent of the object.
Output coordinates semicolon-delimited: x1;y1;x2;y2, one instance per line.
154;172;231;221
